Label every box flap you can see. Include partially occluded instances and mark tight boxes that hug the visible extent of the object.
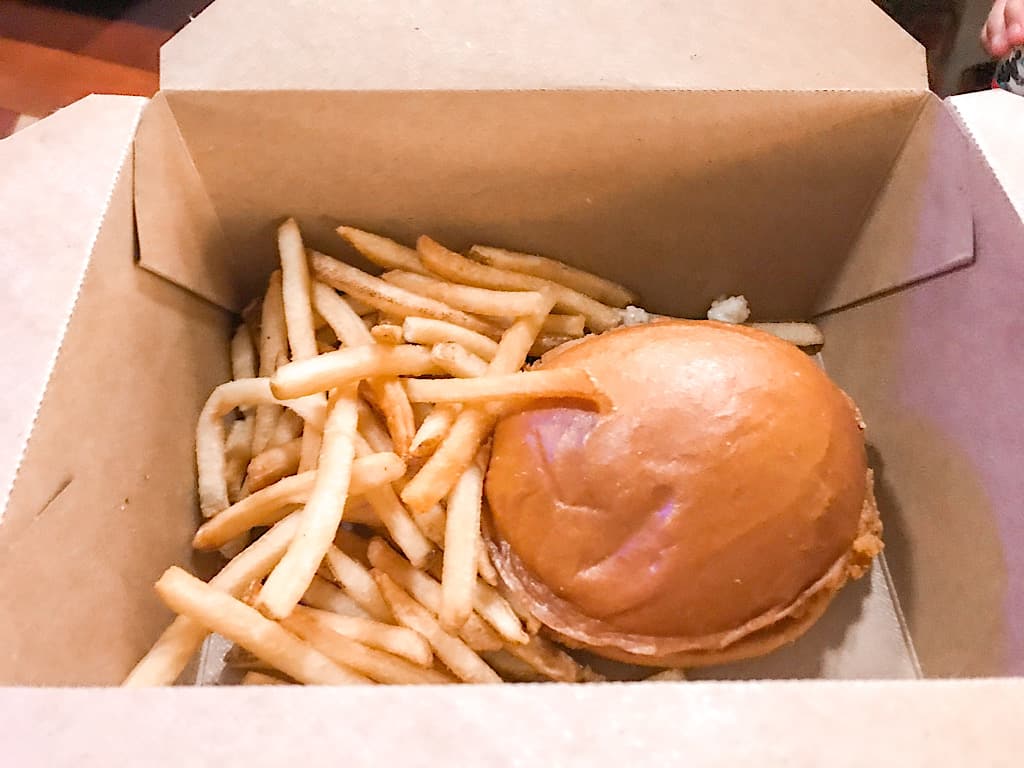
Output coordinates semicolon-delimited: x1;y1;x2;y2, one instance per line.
0;95;146;523
2;682;1023;765
137;89;924;317
161;0;927;91
948;89;1024;222
818;126;1024;675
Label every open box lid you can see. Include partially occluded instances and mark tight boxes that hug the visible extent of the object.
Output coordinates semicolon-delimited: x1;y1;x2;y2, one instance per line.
160;0;928;91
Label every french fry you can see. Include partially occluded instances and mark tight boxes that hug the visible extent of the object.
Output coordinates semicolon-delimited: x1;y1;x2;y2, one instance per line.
749;321;825;348
367;539;503;653
196;377;326;519
427;553;527;645
314;283;416;455
417;236;622;332
252;271;288;455
298;424;322;472
382;270;551;318
372;571;502;684
356;397;396;454
476;539;499;586
302;574;371;618
430;342;488;379
504;633;589;683
154;566;369;685
290;604;431;666
401;302;552;514
323;545;392;622
231;322;258;381
440;446;489;631
480;650;547;682
337;225;430;275
645;669;688;682
408;404;460;458
258;385;360;619
353;434;434;567
224;417;254;503
268;408;305;448
278;218;318;361
370;323;404;345
539;313;586;338
401;316;498;362
193;452;403;550
270;344;438;400
246;437;302;492
282;610;451;684
469;244;639;307
530;334;572;357
241;671;290;685
124;514;303;687
310;250;498;337
404;368;607;408
411;504;447;549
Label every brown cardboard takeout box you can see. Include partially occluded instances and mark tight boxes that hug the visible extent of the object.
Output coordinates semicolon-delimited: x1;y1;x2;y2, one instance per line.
1;0;1023;762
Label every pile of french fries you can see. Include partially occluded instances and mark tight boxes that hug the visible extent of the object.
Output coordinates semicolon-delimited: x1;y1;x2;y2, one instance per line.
125;221;823;687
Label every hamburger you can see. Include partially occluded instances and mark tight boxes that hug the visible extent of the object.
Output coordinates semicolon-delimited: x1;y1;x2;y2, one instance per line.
484;319;882;668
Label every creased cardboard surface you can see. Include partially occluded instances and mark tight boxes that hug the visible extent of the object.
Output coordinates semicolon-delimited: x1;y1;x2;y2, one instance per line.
161;0;927;92
815;95;974;314
0;95;146;521
139;89;923;317
0;125;232;685
2;681;1022;766
819;125;1024;675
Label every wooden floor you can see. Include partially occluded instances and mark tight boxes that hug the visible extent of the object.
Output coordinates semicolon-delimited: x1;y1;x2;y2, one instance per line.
0;0;210;138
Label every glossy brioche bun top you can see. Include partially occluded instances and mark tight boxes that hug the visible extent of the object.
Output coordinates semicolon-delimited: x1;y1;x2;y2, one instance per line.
484;320;881;665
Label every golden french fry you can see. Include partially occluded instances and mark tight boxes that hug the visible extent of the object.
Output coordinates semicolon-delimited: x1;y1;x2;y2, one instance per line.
370;323;404;345
749;321;825;348
337;225;430;275
401;303;552;514
271;345;437;400
430;342;488;379
480;650;547;682
298;425;322;472
530;334;572;358
241;671;290;685
124;514;302;687
404;368;607;408
367;539;503;653
417;236;622;332
412;504;447;549
539;313;586;338
291;605;431;666
645;669;688;682
353;434;434;567
401;316;498;362
504;633;589;683
224;416;255;503
382;270;551;318
476;539;499;586
154;567;369;685
427;551;527;645
311;250;499;337
314;283;416;455
356;398;396;453
282;610;451;684
323;545;392;622
246;437;302;492
302;574;371;618
411;402;432;428
193;452;403;550
268;408;305;448
253;271;288;455
408;404;460;458
278;218;318;361
440;446;489;631
231;322;258;381
258;386;360;619
196;377;326;519
469;244;639;308
372;571;501;684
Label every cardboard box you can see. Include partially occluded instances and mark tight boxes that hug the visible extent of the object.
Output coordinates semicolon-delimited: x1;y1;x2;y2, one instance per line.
0;0;1022;762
